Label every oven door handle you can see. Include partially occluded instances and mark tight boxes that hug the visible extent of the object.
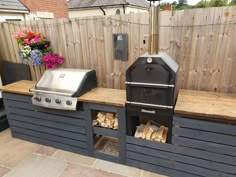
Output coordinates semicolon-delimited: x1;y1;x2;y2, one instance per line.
29;88;72;97
126;101;173;109
125;82;175;88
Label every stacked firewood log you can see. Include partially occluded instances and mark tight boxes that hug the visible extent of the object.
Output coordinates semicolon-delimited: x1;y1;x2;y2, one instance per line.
134;121;168;143
92;112;118;130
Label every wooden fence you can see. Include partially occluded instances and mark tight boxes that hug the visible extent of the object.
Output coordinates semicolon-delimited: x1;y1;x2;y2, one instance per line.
0;6;236;93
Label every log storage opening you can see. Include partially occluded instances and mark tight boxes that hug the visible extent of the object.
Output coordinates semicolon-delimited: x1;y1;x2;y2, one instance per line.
134;121;168;143
92;111;118;130
94;136;119;156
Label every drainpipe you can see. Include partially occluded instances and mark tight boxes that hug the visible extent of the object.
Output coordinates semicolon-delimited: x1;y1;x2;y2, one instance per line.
122;4;126;14
148;4;160;54
100;6;106;15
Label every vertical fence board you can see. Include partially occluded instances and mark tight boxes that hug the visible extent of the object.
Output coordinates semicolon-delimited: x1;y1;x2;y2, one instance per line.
0;7;235;93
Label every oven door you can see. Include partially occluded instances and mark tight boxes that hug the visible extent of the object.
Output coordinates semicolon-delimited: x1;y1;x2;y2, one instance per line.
126;86;174;110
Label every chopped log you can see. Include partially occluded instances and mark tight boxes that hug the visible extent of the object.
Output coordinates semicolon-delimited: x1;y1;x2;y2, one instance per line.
134;121;168;143
113;118;118;130
94;111;118;129
134;124;145;138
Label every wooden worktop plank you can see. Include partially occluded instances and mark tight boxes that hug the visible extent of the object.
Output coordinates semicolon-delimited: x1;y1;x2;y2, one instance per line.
0;80;126;107
78;88;126;107
175;89;236;121
0;80;35;96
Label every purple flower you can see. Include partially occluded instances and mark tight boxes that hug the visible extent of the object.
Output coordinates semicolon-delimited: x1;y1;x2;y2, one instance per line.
18;51;28;63
30;49;43;65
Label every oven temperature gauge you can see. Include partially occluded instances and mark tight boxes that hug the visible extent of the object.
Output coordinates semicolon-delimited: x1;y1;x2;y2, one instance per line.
147;57;153;63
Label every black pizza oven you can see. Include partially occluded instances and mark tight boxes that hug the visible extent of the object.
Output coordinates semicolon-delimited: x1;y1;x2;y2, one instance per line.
125;2;179;143
126;53;178;109
126;53;178;143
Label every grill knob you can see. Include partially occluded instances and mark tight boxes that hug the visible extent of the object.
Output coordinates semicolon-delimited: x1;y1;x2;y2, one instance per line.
45;98;51;103
55;99;61;104
66;100;72;106
34;96;41;102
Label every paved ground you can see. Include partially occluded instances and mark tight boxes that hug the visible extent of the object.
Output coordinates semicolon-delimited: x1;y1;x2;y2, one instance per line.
0;129;167;177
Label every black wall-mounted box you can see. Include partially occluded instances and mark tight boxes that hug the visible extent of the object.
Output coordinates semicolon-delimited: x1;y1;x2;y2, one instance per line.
113;33;128;61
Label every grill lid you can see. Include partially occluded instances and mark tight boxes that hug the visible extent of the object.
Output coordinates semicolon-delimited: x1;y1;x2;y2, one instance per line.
35;69;94;96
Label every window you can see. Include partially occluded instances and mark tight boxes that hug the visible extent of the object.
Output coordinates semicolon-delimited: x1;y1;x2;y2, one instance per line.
5;19;22;21
115;9;121;15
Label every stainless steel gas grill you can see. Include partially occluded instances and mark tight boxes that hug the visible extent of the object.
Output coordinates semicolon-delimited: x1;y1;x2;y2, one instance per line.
30;69;97;111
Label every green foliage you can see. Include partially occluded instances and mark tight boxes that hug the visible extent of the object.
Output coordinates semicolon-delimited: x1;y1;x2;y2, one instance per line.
172;1;177;5
174;0;190;10
195;0;210;8
195;0;228;8
210;0;228;7
161;0;232;10
230;0;236;5
178;0;188;6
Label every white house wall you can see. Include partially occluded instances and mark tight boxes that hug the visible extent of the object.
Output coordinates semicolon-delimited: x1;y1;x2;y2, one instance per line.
125;7;148;13
0;12;27;22
69;6;148;18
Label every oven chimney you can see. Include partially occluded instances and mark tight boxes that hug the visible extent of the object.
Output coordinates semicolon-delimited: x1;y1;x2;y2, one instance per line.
148;1;161;54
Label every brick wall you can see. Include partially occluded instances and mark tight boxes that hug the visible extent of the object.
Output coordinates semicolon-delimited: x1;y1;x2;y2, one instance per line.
20;0;68;18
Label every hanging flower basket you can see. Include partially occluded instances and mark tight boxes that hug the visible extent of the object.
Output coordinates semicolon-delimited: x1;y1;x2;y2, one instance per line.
14;28;64;69
30;41;50;50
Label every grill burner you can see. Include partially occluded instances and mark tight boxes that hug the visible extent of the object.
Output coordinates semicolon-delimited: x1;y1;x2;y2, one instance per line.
30;69;97;111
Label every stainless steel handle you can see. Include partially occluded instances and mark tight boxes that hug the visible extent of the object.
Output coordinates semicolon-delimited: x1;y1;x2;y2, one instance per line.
29;88;72;97
125;82;175;88
126;101;173;109
141;109;156;114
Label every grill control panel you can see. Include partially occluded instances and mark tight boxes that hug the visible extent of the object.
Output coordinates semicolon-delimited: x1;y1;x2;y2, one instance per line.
32;93;78;111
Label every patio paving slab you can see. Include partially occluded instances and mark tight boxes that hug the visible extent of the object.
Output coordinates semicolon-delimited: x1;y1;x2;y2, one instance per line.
141;171;169;177
59;163;126;177
0;129;40;168
93;159;142;177
3;154;68;177
0;166;11;177
34;145;58;156
53;150;96;166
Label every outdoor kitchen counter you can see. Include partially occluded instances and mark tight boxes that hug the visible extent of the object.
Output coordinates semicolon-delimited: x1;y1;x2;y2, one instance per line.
0;80;35;96
0;80;126;107
175;89;236;121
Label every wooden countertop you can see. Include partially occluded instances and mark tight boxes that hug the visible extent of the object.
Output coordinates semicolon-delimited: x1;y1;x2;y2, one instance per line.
0;80;126;107
175;89;236;121
0;80;35;96
79;88;126;107
1;81;236;118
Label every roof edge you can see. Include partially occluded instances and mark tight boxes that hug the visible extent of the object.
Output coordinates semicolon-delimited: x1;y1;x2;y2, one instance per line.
68;4;149;10
0;9;29;14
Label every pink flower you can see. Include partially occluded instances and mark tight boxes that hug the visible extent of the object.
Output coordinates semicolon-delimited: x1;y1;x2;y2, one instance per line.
44;44;49;47
57;59;63;64
33;36;39;43
19;32;26;38
24;39;30;44
51;63;56;68
50;58;56;63
46;63;52;68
